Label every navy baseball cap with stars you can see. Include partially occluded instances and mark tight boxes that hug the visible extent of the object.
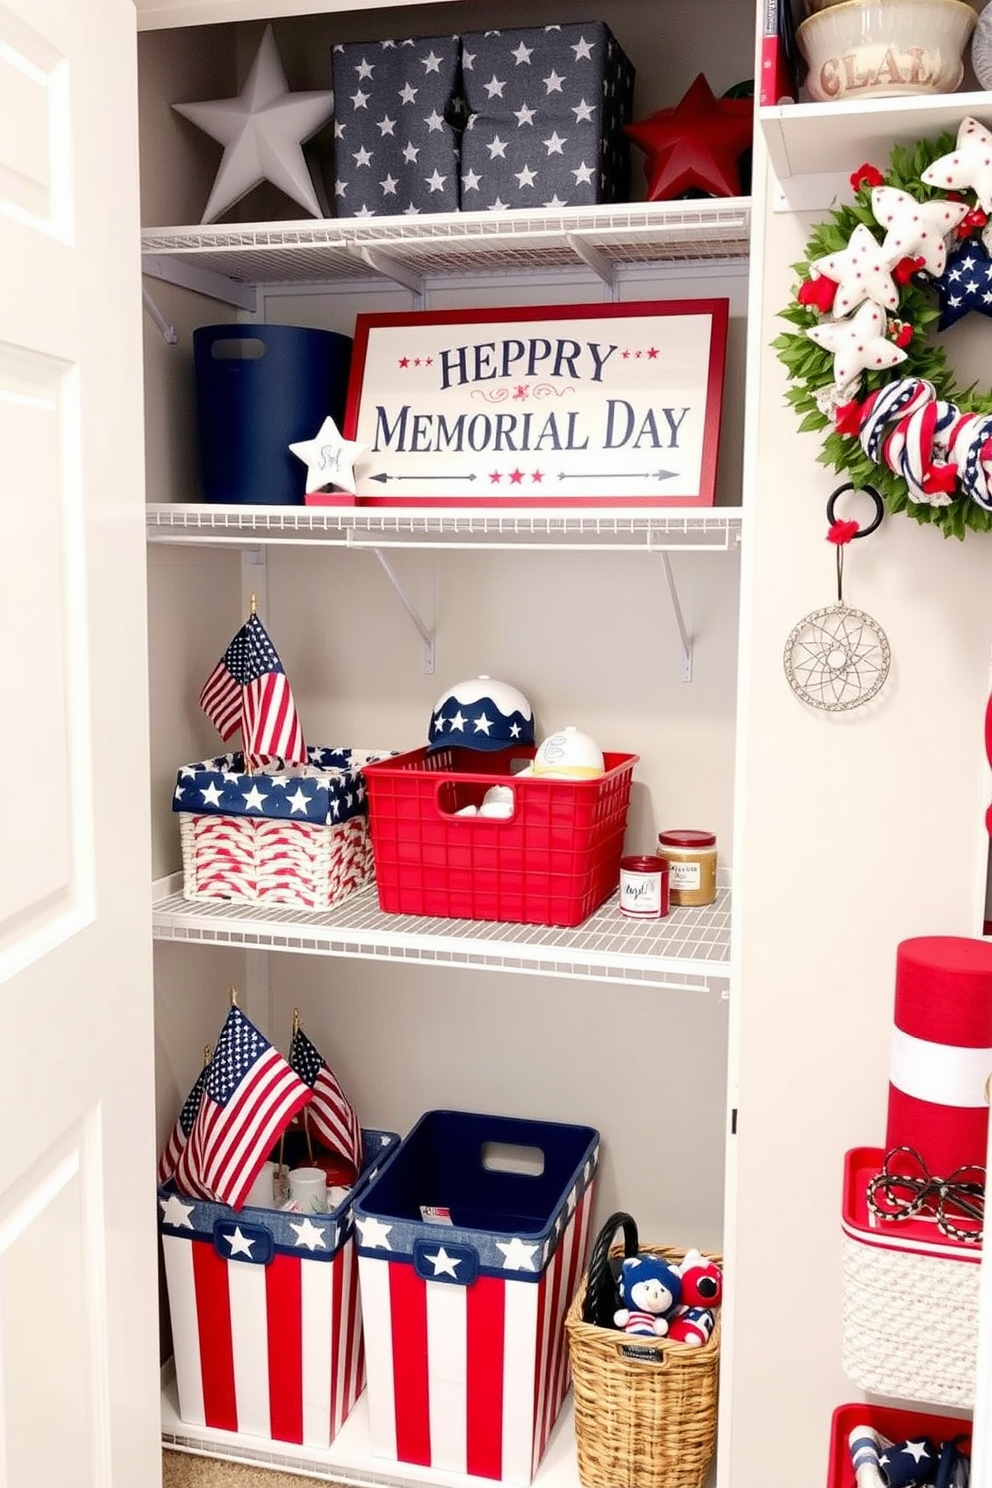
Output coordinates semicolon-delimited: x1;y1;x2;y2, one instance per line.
427;676;535;752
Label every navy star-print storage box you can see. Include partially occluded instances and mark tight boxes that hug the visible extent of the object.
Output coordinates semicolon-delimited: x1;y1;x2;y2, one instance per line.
330;35;462;218
354;1110;600;1484
173;746;394;912
459;23;635;210
159;1128;399;1447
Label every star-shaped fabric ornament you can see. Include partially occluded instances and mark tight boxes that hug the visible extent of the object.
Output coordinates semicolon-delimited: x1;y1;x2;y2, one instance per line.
174;25;333;224
624;73;752;201
289;415;369;496
871;185;969;278
935;241;992;329
811;224;899;316
922;116;992;213
806;300;908;389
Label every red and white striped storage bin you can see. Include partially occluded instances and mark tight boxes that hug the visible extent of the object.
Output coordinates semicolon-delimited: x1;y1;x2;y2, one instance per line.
159;1128;398;1447
354;1110;600;1485
173;747;391;911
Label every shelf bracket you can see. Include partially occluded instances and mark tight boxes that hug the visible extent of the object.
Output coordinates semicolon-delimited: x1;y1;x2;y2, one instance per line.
350;245;425;305
142;287;178;346
143;255;258;314
565;234;618;300
660;552;693;682
371;547;435;674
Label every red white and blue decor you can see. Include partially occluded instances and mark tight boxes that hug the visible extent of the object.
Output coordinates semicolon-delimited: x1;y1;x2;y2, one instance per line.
160;1127;398;1447
625;73;753;201
776;117;992;539
198;604;306;772
322;300;728;508
354;1110;599;1484
427;677;535;753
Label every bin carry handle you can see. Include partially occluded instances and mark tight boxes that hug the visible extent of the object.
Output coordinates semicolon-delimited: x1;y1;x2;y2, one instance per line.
433;775;518;824
413;1235;480;1287
211;1217;275;1267
582;1211;639;1327
208;336;268;361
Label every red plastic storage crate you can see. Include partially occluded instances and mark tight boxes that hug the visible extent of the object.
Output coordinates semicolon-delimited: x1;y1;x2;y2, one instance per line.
826;1403;971;1488
362;745;638;927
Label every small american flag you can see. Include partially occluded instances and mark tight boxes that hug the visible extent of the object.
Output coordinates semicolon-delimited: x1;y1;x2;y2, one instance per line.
175;1006;312;1210
289;1025;364;1173
199;612;306;768
158;1058;209;1185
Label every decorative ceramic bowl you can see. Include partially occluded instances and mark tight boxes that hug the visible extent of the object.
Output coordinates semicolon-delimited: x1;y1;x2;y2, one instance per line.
797;0;976;101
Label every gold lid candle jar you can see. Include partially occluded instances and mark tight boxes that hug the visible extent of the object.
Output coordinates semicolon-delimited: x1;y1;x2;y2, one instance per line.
657;830;718;907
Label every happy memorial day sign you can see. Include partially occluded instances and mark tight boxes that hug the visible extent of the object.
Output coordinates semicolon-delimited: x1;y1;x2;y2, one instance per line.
337;300;728;507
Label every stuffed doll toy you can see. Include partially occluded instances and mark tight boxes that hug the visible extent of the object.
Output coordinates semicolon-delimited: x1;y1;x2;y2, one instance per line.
613;1254;683;1337
667;1249;722;1346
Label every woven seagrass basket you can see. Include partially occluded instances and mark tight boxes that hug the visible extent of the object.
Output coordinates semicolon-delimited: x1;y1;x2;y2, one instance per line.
180;811;373;911
565;1214;721;1488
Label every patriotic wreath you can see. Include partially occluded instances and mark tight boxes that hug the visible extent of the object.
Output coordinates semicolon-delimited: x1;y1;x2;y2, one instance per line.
774;117;992;540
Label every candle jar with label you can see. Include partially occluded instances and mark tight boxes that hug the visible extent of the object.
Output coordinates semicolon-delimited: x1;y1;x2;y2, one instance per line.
619;855;670;919
657;830;718;907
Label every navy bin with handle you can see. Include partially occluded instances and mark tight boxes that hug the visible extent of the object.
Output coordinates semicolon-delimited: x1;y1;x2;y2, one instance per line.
193;323;353;505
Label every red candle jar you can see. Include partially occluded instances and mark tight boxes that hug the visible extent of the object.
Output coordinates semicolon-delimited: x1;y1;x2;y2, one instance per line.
619;855;670;919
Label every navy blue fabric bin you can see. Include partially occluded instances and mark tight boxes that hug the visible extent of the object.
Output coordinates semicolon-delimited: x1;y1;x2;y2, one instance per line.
193;323;352;505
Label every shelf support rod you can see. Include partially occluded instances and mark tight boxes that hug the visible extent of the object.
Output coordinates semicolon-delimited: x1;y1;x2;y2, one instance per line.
565;233;618;300
142;287;178;346
370;547;435;674
142;256;257;314
350;246;425;305
660;552;693;682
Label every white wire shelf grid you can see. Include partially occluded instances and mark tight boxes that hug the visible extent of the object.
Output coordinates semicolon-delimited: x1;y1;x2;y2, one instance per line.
151;877;731;993
146;503;743;552
141;200;751;301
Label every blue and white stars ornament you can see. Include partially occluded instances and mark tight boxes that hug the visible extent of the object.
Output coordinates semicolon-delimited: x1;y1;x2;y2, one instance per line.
935;242;992;330
427;675;535;752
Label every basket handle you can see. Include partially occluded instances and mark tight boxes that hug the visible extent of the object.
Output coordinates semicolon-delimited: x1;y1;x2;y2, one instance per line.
582;1210;639;1327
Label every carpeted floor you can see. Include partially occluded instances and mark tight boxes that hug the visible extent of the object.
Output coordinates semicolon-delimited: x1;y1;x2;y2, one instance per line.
162;1451;341;1487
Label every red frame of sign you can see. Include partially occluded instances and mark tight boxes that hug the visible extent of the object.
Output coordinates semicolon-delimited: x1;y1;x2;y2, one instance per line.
309;299;728;509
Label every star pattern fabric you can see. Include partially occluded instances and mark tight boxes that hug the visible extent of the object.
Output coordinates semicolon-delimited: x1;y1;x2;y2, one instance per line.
174;25;333;224
871;185;968;278
811;223;899;316
331;35;461;217
935;242;992;330
173;746;386;827
922;116;992;213
460;24;634;210
806;300;907;388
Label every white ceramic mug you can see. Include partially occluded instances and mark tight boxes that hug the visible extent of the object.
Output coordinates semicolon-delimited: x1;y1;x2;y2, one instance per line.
244;1160;277;1209
289;1166;327;1214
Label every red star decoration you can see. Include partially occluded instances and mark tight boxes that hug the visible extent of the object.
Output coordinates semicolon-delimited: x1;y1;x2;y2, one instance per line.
490;471;502;483
647;347;659;359
625;74;753;201
923;462;958;495
398;357;410;368
532;470;544;483
621;349;631;359
509;468;525;484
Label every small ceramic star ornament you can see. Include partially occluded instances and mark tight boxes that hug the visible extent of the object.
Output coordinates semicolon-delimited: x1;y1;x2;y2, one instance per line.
935;241;992;330
922;116;992;213
806;300;907;389
811;224;899;316
871;185;968;278
174;25;333;224
624;73;753;200
289;415;369;496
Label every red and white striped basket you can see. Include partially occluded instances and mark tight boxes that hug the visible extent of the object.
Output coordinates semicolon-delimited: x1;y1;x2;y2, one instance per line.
174;747;390;912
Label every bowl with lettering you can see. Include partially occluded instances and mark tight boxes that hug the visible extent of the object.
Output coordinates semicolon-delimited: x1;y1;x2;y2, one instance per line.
797;0;976;100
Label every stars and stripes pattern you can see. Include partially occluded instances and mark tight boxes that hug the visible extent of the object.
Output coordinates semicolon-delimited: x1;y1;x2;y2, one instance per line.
173;747;380;827
198;613;306;769
460;24;635;210
289;1025;364;1173
175;1006;312;1211
181;812;372;912
158;1061;209;1185
331;35;462;217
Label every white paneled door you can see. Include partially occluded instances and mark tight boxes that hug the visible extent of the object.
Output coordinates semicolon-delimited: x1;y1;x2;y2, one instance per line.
0;0;160;1483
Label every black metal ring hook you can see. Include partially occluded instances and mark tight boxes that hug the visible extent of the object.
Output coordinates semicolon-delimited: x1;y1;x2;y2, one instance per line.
826;482;885;539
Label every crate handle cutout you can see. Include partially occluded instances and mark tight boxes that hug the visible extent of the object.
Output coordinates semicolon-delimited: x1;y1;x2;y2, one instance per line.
481;1141;545;1177
209;337;267;360
434;778;518;823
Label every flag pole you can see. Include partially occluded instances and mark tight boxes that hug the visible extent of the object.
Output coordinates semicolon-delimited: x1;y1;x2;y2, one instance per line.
229;984;239;1007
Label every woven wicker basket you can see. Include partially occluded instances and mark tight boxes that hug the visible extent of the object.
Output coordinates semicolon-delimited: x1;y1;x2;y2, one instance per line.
565;1239;721;1488
180;811;373;911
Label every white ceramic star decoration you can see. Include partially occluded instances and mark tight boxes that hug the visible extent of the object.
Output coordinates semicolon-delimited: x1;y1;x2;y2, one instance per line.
811;224;899;316
174;25;333;224
871;185;968;278
289;415;369;496
922;116;992;213
806;300;907;388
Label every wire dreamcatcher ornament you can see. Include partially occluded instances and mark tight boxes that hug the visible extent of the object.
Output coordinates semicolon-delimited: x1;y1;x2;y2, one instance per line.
783;484;891;711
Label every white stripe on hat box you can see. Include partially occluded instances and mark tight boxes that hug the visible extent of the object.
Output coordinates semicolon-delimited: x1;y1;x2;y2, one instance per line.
161;1234;206;1427
358;1256;398;1459
427;1278;469;1473
502;1278;541;1487
890;1027;992;1107
228;1258;270;1437
301;1251;333;1448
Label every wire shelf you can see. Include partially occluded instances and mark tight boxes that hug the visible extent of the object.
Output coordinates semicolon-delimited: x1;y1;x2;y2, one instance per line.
152;878;731;992
146;503;744;551
142;199;751;295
